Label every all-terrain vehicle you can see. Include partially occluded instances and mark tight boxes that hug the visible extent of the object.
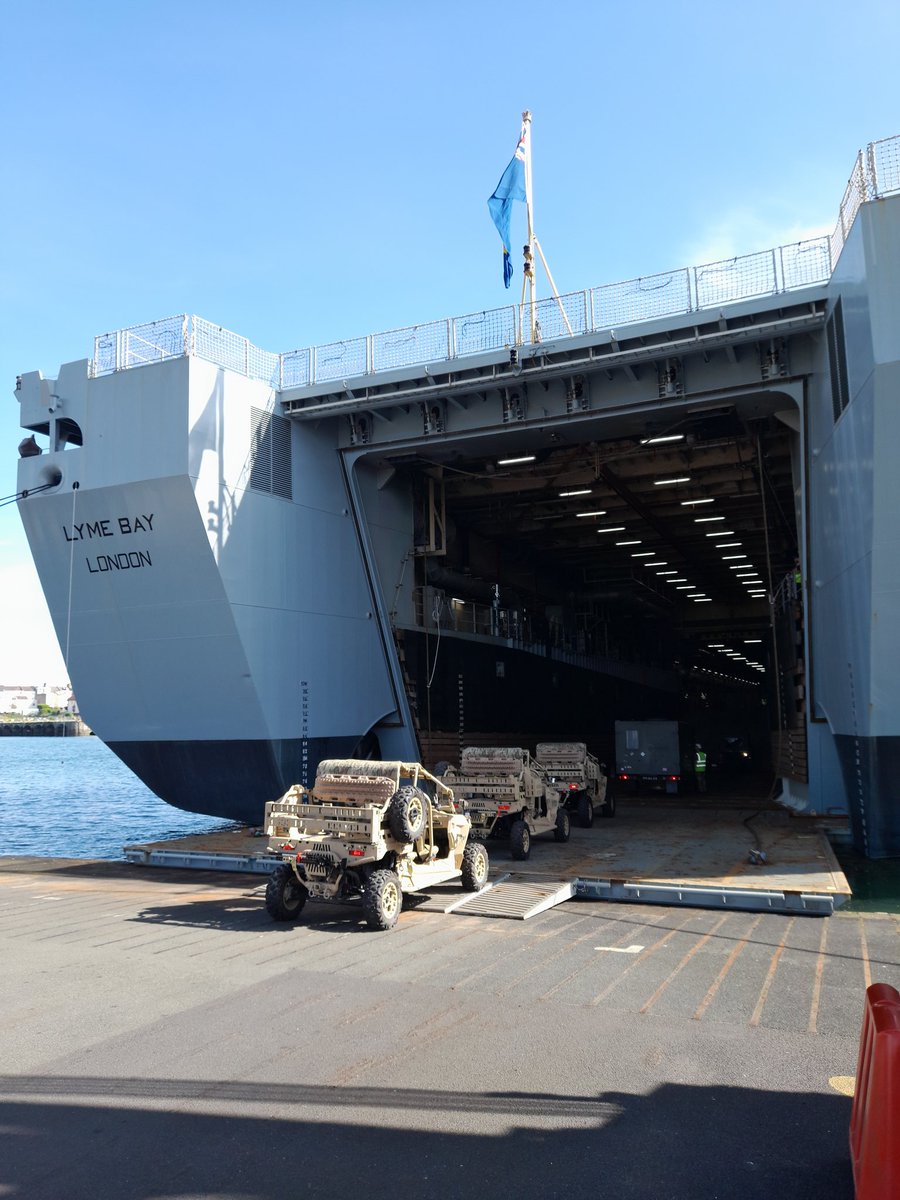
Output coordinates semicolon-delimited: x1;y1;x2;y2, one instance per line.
440;746;568;860
536;741;614;827
263;759;489;931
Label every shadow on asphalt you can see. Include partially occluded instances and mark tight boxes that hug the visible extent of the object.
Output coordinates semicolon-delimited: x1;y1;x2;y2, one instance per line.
0;1077;853;1199
131;894;372;935
125;892;900;969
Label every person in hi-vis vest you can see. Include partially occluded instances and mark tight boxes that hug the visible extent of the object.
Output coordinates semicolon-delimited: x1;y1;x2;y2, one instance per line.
695;744;707;793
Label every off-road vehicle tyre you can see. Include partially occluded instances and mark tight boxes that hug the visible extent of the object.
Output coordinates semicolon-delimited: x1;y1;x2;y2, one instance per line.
461;839;490;890
387;785;429;842
554;808;571;843
600;787;616;818
510;819;531;861
265;864;307;922
578;791;594;828
363;869;403;931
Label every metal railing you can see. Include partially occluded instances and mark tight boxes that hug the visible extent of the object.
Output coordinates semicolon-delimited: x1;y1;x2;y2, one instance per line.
416;587;660;670
91;316;282;386
90;133;900;388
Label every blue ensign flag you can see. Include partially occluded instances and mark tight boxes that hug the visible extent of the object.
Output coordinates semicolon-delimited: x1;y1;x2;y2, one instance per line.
488;127;526;288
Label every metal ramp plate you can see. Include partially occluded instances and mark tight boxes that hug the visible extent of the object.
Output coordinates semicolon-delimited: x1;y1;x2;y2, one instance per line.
572;877;838;915
124;846;280;874
412;874;510;914
455;876;575;920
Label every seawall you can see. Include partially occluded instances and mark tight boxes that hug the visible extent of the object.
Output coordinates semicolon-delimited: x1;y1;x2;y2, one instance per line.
0;718;90;737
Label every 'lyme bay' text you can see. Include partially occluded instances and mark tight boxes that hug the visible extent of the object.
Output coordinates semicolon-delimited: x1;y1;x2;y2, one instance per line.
62;513;157;575
63;514;154;540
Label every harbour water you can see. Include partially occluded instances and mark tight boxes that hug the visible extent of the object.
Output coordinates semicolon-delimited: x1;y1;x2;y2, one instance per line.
834;846;900;914
0;737;235;860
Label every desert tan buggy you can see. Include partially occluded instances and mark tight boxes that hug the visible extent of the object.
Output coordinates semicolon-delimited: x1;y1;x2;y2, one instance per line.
263;759;489;931
536;742;614;827
440;747;569;860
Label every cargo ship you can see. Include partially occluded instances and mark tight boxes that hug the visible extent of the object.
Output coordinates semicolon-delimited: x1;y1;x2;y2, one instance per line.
15;133;900;856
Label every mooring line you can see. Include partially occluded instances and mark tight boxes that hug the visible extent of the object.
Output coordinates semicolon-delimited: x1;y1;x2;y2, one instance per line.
64;483;79;669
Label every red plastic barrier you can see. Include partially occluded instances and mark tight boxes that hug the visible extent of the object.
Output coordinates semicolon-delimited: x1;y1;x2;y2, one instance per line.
850;982;900;1198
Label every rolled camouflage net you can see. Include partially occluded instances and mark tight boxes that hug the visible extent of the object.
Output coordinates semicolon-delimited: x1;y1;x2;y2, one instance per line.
316;759;404;781
460;746;526;772
536;743;586;760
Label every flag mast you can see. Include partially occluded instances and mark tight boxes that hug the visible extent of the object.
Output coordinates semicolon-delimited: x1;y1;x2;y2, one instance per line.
488;110;573;343
518;110;573;344
520;111;536;343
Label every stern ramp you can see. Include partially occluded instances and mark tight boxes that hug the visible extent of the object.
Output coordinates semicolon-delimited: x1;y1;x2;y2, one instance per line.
124;808;850;918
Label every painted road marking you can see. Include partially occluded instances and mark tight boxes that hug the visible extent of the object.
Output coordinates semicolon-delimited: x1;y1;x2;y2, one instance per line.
858;916;872;990
641;914;730;1015
591;912;705;1006
808;919;829;1034
693;912;763;1022
595;944;645;954
830;1076;855;1096
750;916;795;1028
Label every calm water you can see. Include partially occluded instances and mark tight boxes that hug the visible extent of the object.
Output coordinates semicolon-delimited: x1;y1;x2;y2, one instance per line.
834;846;900;914
0;737;235;859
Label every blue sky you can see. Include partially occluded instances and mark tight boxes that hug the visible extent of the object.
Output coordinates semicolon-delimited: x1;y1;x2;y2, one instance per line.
2;0;898;682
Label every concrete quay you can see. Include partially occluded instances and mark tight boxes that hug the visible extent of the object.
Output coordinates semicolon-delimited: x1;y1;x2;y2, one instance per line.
0;718;89;737
2;853;893;1199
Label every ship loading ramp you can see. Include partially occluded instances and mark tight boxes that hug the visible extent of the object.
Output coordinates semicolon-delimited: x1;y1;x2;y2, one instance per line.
285;282;819;840
124;802;850;917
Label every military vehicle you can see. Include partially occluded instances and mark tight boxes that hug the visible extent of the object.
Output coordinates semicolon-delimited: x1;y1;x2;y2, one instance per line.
264;759;489;931
536;742;614;827
440;747;568;860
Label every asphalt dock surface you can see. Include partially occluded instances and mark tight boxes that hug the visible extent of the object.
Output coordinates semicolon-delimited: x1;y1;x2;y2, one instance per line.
3;852;892;1200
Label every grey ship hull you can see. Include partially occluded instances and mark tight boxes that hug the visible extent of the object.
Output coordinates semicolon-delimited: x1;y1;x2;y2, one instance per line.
106;736;346;824
16;357;417;825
